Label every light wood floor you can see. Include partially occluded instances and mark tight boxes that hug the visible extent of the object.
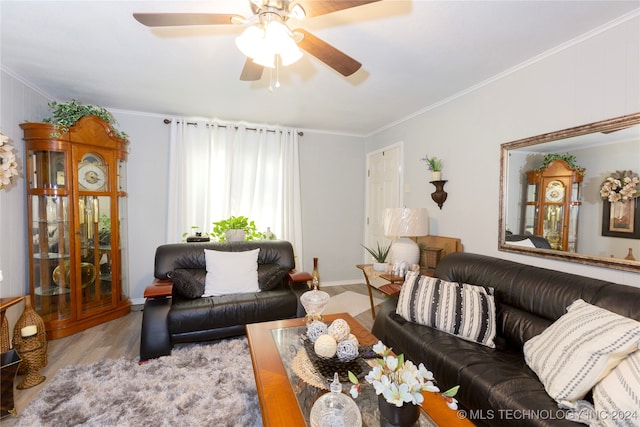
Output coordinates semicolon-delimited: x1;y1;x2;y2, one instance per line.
1;283;387;426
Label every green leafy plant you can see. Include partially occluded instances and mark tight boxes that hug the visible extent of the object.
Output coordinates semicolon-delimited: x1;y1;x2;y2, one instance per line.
42;99;128;140
537;153;585;174
420;154;442;171
211;215;265;242
362;242;391;263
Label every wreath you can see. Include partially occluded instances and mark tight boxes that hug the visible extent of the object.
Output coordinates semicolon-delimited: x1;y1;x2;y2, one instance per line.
0;133;19;189
600;170;640;203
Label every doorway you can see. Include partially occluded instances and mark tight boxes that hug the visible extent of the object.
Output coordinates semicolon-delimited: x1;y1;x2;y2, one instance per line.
365;143;402;258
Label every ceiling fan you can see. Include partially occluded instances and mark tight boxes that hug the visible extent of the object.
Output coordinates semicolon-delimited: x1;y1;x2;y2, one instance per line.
133;0;380;82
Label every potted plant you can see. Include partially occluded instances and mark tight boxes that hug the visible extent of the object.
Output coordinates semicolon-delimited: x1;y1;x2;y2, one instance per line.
420;154;443;181
211;215;264;242
41;99;128;140
362;242;391;271
536;153;585;175
348;341;459;426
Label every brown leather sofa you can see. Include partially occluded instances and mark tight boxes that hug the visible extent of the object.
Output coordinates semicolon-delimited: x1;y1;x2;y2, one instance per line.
372;252;640;427
140;240;308;360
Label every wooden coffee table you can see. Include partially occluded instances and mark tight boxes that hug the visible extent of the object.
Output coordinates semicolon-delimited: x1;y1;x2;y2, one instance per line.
246;313;473;427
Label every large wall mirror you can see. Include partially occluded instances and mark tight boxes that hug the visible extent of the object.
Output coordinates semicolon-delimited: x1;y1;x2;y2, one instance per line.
499;113;640;272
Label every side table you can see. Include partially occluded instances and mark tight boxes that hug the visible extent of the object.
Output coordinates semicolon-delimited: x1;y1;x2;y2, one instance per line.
355;265;405;319
1;296;24;419
1;297;24;353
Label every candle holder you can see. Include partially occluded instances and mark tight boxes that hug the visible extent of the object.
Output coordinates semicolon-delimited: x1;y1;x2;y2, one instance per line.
430;180;448;209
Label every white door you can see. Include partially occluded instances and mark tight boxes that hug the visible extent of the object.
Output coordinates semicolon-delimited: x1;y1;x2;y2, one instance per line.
365;144;401;260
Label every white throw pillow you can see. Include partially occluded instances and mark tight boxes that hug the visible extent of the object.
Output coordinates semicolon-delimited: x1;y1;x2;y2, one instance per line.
396;272;497;348
523;299;640;405
203;248;260;297
592;349;640;427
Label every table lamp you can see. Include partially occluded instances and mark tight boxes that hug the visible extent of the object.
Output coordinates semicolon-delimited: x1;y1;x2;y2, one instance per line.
384;207;429;265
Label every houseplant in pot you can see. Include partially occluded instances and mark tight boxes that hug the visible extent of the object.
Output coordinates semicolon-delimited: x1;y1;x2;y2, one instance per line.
421;154;443;181
349;341;459;427
211;215;264;242
362;242;391;271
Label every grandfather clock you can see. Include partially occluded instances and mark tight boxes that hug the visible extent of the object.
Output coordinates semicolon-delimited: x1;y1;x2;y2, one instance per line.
21;116;131;339
524;160;583;252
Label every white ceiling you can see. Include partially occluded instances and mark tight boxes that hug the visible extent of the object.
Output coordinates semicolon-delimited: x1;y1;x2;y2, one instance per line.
1;1;639;135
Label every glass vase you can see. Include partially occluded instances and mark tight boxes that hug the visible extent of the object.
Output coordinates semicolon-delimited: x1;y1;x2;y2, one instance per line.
311;257;320;289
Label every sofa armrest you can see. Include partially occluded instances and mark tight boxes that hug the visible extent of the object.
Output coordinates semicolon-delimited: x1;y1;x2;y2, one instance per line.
144;279;173;298
287;270;312;286
139;297;172;361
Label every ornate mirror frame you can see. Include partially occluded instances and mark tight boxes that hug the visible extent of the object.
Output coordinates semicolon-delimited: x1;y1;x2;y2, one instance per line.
499;113;640;273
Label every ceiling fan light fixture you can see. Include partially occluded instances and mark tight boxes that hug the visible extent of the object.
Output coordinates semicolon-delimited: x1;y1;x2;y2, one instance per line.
253;50;276;68
236;25;265;59
279;41;303;66
264;21;302;65
237;19;302;68
289;3;306;20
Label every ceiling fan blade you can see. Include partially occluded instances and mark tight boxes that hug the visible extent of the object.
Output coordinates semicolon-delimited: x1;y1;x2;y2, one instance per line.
297;0;381;18
295;29;362;77
133;13;243;27
240;58;264;81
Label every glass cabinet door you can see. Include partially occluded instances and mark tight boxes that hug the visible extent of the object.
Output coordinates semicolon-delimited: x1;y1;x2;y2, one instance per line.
29;150;66;190
77;194;115;315
31;195;71;320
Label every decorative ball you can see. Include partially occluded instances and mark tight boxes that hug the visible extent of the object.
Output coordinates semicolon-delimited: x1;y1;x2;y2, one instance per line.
328;319;350;342
347;333;359;347
314;334;337;359
336;339;359;362
306;320;328;343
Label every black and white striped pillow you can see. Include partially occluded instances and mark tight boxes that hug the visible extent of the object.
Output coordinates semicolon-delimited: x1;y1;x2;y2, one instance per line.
396;272;497;348
524;299;640;405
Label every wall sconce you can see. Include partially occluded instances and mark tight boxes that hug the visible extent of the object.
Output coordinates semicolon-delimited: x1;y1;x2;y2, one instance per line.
430;180;448;209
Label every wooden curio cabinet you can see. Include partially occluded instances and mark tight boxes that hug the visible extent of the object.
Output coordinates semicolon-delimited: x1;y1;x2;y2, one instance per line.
21;116;130;339
524;160;583;252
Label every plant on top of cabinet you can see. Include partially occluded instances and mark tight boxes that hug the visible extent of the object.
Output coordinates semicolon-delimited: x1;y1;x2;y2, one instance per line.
536;153;585;175
41;99;128;140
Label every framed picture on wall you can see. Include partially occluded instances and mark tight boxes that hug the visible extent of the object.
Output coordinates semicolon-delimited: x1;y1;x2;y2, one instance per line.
602;198;640;239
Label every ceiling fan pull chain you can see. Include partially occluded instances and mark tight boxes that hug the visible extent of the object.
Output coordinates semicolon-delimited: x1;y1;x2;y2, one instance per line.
275;56;281;88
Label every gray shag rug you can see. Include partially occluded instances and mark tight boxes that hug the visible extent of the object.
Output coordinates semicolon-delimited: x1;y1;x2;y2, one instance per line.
14;337;262;427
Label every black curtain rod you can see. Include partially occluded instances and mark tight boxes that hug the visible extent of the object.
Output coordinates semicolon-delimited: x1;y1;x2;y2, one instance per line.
163;119;303;136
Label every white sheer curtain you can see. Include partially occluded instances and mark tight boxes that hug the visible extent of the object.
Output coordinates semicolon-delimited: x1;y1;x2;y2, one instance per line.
166;119;303;268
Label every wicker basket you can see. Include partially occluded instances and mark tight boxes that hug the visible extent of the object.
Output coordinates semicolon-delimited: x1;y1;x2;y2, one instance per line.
1;315;9;353
12;296;47;374
15;334;46;389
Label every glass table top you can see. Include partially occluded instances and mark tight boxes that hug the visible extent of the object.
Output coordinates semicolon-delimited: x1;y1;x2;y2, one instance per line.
271;325;436;427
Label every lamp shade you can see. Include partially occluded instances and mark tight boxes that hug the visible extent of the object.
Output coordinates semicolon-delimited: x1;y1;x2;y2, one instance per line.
383;208;429;238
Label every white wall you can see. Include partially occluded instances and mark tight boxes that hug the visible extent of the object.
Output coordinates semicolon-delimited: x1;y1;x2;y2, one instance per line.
3;13;639;311
0;73;366;306
298;131;366;284
366;15;640;287
0;69;51;331
110;111;171;304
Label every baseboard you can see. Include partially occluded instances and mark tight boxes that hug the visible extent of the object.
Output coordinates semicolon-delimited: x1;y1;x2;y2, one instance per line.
321;279;364;287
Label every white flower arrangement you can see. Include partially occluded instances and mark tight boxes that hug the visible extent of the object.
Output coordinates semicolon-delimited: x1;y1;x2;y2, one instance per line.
600;170;640;203
0;133;19;190
348;341;459;409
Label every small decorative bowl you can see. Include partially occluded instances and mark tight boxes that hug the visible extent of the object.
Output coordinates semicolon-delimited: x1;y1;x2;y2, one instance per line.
300;289;330;323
